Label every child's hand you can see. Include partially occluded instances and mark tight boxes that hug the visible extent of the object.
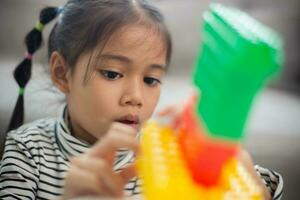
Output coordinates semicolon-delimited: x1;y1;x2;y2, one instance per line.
157;105;180;117
61;122;139;200
156;105;181;127
238;150;272;200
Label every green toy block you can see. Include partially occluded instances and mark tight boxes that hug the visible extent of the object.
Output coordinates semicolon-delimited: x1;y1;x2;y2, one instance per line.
193;3;284;141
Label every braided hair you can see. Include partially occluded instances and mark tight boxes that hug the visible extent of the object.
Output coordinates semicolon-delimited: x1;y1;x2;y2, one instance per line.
6;7;63;132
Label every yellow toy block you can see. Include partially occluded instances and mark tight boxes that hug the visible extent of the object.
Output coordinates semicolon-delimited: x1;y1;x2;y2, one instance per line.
137;121;264;200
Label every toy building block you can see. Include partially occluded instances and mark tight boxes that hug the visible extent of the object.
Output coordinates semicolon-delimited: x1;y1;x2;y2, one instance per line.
138;121;264;200
137;3;283;200
194;3;283;141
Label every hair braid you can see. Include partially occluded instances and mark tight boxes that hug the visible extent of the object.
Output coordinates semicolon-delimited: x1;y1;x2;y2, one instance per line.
7;7;62;132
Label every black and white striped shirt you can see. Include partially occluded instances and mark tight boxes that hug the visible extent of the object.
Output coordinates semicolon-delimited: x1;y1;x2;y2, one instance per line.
0;108;283;200
0;107;140;199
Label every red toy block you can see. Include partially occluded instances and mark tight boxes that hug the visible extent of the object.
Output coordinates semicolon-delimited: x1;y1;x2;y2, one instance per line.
177;98;240;186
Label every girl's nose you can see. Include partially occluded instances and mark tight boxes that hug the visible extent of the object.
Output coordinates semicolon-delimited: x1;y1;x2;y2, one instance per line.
120;80;143;108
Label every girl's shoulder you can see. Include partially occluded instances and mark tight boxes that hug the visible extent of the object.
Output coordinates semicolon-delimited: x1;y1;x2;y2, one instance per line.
2;117;62;164
7;117;59;145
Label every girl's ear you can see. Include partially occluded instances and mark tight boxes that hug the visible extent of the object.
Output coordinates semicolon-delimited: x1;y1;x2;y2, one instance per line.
49;51;71;94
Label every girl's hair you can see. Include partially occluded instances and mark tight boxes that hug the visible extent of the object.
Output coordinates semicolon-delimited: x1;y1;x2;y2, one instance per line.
7;0;172;132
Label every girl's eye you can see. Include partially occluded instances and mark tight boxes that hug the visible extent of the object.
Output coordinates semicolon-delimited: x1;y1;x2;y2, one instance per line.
99;70;123;80
144;77;161;87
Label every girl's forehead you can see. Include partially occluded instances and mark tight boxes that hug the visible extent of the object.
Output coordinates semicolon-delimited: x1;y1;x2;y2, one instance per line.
101;24;167;59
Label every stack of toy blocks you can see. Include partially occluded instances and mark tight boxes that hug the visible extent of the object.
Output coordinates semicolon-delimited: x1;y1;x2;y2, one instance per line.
138;3;283;200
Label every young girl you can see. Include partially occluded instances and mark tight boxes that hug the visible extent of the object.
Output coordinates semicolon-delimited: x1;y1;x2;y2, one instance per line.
0;0;283;200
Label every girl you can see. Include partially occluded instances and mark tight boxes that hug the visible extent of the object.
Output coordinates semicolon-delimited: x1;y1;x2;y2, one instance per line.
0;0;283;200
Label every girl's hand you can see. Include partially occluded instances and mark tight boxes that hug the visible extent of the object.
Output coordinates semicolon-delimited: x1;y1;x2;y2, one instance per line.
157;105;180;118
61;122;139;200
238;150;272;200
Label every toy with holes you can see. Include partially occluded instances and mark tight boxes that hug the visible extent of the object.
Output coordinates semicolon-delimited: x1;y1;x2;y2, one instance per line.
137;3;283;200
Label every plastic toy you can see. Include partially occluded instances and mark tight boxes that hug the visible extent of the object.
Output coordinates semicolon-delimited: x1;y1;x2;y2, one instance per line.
137;3;283;200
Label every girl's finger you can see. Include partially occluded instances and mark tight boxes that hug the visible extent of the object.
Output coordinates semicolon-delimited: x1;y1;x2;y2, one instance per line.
116;163;138;186
87;124;139;162
156;94;200;118
156;105;180;117
71;157;124;197
64;165;114;199
109;122;138;136
238;150;272;200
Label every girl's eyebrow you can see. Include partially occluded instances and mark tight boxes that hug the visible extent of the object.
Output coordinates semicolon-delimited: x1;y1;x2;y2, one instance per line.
99;53;166;72
150;63;166;72
99;54;132;65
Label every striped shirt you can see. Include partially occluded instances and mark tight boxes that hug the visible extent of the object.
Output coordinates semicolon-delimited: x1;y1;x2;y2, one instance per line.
0;107;140;200
0;108;283;200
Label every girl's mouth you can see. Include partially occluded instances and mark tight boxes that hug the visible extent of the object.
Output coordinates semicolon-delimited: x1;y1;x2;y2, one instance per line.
116;115;140;130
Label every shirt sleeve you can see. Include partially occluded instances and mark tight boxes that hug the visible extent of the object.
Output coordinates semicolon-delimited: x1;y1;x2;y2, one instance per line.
0;132;39;200
255;165;283;200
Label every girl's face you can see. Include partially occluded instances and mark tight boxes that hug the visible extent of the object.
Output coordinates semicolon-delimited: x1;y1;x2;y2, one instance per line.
66;25;167;143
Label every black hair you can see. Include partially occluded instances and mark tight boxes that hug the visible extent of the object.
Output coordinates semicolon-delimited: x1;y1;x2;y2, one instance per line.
6;7;62;133
6;0;172;132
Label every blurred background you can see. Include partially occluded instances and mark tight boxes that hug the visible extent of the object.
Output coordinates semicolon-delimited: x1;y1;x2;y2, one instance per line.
0;0;299;199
